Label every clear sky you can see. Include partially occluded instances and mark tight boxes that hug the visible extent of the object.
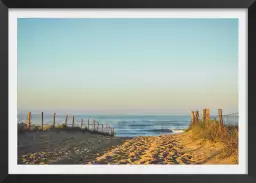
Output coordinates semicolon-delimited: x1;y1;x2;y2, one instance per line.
18;18;238;114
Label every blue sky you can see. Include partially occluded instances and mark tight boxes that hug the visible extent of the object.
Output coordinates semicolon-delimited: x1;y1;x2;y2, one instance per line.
18;18;238;114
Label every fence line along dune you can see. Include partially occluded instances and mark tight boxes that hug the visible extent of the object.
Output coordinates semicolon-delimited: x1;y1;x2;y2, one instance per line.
18;112;115;137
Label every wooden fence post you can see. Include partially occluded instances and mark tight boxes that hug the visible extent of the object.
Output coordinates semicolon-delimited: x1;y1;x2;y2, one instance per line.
195;111;199;123
80;118;83;129
218;109;224;130
27;112;31;129
206;109;211;121
87;119;90;130
65;115;68;126
191;111;195;125
96;122;99;131
203;109;206;122
93;120;96;131
52;113;56;128
41;112;44;131
72;116;75;127
102;124;104;133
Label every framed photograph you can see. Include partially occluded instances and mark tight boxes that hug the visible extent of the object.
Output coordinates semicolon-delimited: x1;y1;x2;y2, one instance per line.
0;0;255;182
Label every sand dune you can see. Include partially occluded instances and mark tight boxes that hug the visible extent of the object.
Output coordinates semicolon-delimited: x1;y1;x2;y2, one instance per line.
90;131;238;165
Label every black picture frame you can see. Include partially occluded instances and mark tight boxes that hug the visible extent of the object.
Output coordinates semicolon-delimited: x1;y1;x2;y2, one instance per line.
0;0;255;182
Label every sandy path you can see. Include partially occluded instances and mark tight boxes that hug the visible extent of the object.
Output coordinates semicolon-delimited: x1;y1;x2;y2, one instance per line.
91;131;238;164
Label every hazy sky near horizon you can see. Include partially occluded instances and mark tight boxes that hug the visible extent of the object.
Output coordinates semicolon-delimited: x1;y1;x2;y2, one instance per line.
18;18;238;114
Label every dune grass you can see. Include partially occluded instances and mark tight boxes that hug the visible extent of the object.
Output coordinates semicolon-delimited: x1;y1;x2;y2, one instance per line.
18;123;69;132
187;120;238;161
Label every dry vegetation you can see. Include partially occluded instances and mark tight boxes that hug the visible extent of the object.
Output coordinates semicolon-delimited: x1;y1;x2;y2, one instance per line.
187;120;238;162
18;123;69;132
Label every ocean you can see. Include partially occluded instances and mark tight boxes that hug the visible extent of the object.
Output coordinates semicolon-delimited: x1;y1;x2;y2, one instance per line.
17;113;191;137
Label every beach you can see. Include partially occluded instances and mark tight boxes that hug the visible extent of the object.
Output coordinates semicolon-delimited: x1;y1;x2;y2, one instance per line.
91;130;238;165
18;128;238;165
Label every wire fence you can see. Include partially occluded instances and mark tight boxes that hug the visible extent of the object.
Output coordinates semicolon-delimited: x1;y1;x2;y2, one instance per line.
212;113;239;125
18;112;115;136
190;108;239;130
